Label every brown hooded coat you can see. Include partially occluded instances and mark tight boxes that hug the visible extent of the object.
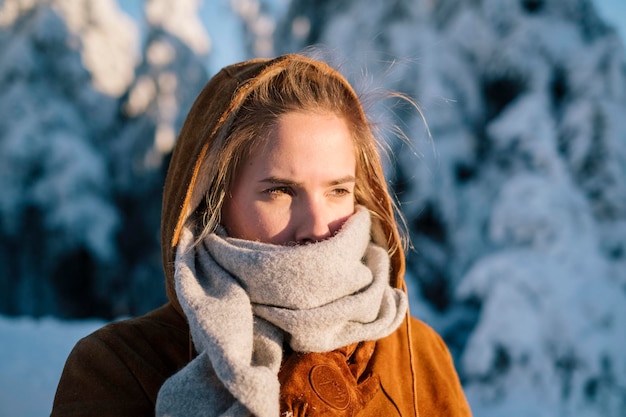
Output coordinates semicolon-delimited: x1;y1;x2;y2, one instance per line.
51;55;472;417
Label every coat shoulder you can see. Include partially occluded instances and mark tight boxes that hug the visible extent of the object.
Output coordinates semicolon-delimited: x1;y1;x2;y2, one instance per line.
407;316;473;416
51;303;189;417
87;303;188;352
407;316;451;353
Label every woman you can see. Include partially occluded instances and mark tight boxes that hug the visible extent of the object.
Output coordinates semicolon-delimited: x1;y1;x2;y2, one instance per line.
52;54;472;416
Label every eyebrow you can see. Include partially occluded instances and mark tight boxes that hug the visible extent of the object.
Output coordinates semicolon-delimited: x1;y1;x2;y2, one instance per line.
259;175;356;187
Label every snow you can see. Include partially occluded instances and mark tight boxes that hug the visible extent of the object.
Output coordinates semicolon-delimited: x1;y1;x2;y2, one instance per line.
0;316;105;417
146;0;210;55
0;0;141;96
595;0;626;41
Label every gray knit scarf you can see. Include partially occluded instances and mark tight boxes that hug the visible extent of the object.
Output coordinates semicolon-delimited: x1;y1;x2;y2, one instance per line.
155;206;408;417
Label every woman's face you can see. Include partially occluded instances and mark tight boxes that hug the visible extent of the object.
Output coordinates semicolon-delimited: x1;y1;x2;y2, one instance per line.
221;111;357;245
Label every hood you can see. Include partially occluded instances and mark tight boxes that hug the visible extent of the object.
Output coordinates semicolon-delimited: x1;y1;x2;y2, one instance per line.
160;54;406;314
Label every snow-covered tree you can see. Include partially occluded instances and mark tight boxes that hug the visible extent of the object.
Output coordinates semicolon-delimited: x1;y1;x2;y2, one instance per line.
0;2;121;317
230;0;285;58
0;0;139;97
0;0;209;317
107;0;209;315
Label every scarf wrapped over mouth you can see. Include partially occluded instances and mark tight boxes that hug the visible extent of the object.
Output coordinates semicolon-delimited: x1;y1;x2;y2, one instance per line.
156;206;408;417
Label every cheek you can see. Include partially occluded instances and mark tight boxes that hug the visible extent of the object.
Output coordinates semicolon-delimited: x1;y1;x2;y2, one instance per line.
221;187;254;239
225;199;289;242
250;205;285;233
333;202;357;230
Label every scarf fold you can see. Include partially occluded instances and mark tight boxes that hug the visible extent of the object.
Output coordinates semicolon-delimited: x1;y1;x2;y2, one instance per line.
156;206;408;417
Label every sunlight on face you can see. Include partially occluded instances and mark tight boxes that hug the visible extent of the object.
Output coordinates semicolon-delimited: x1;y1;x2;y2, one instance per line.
221;111;357;245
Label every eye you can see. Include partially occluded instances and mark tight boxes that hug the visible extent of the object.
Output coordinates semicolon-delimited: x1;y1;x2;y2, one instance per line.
329;187;351;197
265;186;294;197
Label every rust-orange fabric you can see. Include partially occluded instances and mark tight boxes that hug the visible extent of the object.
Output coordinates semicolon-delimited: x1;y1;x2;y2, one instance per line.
52;54;472;417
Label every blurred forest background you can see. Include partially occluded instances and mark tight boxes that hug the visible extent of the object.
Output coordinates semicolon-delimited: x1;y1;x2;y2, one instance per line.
1;0;626;415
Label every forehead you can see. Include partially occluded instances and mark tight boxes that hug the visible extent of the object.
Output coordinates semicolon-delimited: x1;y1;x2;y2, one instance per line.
242;111;356;177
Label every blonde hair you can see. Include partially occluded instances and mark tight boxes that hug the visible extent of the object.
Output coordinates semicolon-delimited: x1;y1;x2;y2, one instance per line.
193;56;407;281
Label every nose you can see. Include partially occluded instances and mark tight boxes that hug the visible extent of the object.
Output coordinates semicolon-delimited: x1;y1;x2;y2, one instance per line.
293;198;333;244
